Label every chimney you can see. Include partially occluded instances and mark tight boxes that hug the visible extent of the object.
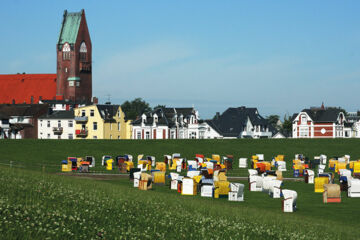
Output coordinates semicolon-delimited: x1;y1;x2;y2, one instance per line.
215;112;220;119
48;107;53;115
92;97;98;105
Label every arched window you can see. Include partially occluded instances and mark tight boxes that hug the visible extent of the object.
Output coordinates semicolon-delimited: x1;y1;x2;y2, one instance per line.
79;42;87;61
62;43;71;60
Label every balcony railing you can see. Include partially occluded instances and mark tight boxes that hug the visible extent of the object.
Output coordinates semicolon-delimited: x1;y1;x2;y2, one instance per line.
52;127;63;135
76;128;88;137
75;116;88;122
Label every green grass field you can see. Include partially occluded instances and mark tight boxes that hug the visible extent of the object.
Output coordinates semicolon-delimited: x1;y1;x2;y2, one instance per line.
0;139;360;239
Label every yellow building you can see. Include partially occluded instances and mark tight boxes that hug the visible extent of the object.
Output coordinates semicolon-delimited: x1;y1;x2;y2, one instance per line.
74;104;132;139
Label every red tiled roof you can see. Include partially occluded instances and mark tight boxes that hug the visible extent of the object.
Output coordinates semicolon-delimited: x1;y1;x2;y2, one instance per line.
0;74;57;104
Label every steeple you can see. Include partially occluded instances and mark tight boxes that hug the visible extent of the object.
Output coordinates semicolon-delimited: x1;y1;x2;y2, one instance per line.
56;9;92;103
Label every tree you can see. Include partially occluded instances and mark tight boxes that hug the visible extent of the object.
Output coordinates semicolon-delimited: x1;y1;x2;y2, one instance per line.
266;115;280;130
121;98;151;120
153;105;166;110
281;115;292;136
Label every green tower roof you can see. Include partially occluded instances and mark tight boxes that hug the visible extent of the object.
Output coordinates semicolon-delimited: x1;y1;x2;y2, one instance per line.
58;10;83;46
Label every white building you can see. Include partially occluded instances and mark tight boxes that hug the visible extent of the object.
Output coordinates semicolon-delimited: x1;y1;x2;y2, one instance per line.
38;110;75;139
0;113;10;139
353;121;360;138
198;120;223;139
205;107;273;139
132;107;201;139
272;132;286;139
292;107;346;138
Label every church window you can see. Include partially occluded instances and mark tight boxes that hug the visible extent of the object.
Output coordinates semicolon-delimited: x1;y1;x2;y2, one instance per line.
62;43;71;60
79;42;87;61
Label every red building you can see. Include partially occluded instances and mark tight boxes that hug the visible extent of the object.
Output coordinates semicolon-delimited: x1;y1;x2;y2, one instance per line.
292;106;346;138
0;9;92;104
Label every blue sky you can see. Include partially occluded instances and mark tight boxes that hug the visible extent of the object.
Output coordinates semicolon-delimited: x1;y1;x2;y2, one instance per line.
1;1;360;119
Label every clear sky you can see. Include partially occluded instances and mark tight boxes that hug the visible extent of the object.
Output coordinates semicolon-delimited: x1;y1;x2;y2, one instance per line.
1;0;359;119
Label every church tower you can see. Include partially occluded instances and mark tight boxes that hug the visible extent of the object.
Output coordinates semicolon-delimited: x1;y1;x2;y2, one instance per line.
56;9;92;103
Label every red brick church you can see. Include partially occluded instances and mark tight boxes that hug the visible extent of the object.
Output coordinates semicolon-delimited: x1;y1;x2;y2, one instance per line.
0;9;92;104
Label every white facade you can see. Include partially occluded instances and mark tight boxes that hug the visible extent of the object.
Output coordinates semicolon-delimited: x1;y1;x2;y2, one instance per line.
198;121;222;139
272;132;286;139
354;121;360;138
38;118;75;139
6;116;32;139
132;108;202;139
0;118;10;139
241;117;272;138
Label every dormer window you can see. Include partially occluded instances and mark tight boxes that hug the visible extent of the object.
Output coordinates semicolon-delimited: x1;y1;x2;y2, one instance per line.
142;114;146;123
79;42;87;61
301;115;307;124
63;43;71;60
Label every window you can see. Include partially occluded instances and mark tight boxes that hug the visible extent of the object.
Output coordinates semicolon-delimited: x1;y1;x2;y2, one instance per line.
81;110;86;117
68;133;73;139
93;122;97;130
76;82;80;87
68;121;73;128
118;111;121;118
69;81;74;87
118;136;120;139
62;43;71;60
81;124;86;130
79;42;87;61
47;134;50;139
47;121;50;128
301;115;307;124
145;132;150;139
58;135;61;139
137;132;141;139
65;67;68;73
118;122;121;131
93;136;97;139
90;110;94;117
110;135;112;139
58;120;61;128
299;127;309;137
40;120;42;127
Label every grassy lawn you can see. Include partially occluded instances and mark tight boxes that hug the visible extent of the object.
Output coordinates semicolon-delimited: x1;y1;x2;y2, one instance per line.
0;139;359;239
1;138;360;176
